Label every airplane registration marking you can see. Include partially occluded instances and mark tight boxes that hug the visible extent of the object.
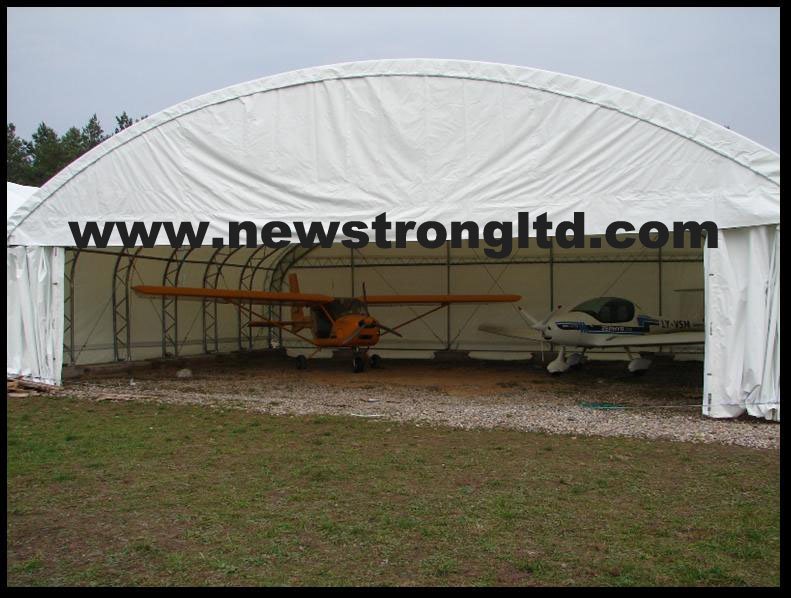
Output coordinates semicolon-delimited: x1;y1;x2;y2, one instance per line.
555;321;646;335
658;319;693;329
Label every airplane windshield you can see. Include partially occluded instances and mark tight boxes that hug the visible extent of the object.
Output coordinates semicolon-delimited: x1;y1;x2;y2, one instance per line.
571;297;634;323
326;298;366;319
310;299;367;339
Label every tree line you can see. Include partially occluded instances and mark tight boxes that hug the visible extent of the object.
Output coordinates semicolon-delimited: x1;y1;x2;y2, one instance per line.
7;112;147;187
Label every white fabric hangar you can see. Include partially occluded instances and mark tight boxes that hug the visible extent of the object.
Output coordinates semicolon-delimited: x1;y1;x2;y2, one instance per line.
6;59;780;420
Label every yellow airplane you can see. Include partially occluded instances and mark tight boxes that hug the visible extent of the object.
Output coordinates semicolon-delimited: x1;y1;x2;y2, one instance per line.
134;274;520;372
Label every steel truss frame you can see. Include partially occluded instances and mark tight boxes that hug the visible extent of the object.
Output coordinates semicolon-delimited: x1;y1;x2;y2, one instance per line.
62;248;81;365
201;246;244;353
161;247;196;358
112;247;144;361
264;244;319;346
77;241;703;362
237;245;278;350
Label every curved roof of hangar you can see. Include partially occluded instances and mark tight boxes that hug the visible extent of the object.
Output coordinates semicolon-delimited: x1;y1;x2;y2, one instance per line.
7;59;780;246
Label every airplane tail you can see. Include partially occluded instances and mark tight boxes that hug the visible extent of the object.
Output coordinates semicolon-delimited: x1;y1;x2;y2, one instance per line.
288;274;312;332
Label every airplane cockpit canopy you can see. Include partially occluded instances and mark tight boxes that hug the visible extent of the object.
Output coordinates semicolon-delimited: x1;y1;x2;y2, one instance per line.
571;297;635;324
327;298;366;319
311;298;367;339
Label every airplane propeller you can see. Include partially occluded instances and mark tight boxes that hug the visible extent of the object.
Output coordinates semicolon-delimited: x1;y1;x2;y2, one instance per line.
341;316;403;344
532;305;563;334
341;325;367;345
529;305;563;363
358;282;403;339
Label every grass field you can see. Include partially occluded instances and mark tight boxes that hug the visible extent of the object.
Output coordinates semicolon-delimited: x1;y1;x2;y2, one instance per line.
7;396;780;586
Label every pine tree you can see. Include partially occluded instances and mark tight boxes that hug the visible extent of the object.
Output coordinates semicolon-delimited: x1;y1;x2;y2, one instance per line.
60;126;86;166
82;114;106;150
7;111;148;186
7;123;33;185
114;111;134;133
28;122;67;186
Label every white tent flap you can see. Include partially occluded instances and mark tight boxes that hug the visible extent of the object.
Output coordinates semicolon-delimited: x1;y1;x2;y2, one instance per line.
704;225;780;420
7;245;65;385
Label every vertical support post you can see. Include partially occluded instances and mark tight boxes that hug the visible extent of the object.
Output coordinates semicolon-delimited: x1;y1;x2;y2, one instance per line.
202;246;241;354
446;241;451;350
549;240;555;311
238;245;272;351
350;246;355;296
112;247;142;362
658;245;663;316
161;247;194;358
63;248;80;366
657;245;664;355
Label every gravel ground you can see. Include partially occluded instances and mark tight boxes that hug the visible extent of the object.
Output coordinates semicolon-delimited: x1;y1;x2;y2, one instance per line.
51;356;779;450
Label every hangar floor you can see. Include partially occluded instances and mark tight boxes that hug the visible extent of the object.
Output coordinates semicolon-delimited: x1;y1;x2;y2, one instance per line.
58;355;778;450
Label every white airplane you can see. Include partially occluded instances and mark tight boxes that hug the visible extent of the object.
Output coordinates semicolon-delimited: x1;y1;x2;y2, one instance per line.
479;296;704;375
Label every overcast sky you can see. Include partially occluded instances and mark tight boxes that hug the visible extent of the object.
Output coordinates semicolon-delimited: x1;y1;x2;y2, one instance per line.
7;7;780;152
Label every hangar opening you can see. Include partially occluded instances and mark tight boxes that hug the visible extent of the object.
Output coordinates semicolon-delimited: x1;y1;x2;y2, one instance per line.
7;59;779;421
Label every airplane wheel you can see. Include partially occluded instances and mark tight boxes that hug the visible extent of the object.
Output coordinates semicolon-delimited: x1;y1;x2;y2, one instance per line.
369;354;381;369
352;355;365;373
296;355;308;370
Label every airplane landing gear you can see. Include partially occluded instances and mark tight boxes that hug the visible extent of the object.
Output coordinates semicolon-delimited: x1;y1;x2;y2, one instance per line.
547;347;586;375
567;351;587;368
627;357;652;375
296;355;308;370
351;348;368;373
352;354;366;373
369;354;381;369
625;348;651;375
547;347;571;375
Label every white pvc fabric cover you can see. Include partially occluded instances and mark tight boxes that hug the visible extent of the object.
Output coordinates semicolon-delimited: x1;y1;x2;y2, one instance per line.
704;225;780;420
7;183;65;384
6;59;780;246
7;245;64;385
7;182;38;219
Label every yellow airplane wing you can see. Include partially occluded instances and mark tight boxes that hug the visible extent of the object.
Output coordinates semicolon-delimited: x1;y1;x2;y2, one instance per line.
132;285;334;306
